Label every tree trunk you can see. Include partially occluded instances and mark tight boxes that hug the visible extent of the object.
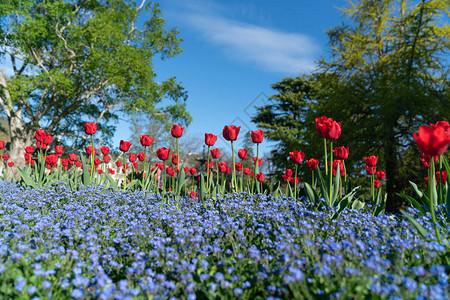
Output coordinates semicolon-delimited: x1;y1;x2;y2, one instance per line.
8;108;33;175
384;123;405;214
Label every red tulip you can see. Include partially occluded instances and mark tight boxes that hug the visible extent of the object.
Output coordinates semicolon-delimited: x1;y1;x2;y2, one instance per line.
205;133;217;146
243;168;252;175
374;180;381;188
172;154;179;165
376;171;386;180
282;174;290;182
419;158;430;168
431;121;450;138
284;169;293;177
98;169;103;174
156;147;170;161
8;162;14;167
24;153;31;163
0;140;5;149
211;148;220;159
333;147;349;160
252;157;263;166
289;177;300;184
205;161;215;169
101;146;110;156
84;122;97;135
316;116;341;140
120;140;132;152
132;162;138;169
316;116;332;137
238;149;248;160
137;152;146;161
34;129;47;142
94;158;101;166
115;161;122;167
104;156;110;163
171;124;185;138
69;153;77;161
75;161;82;168
306;158;319;170
190;168;197;175
436;171;448;184
413;124;450;157
324;121;341;140
36;141;47;149
331;160;345;176
2;154;9;161
129;154;137;162
86;146;96;156
218;162;228;173
45;154;58;166
166;167;176;176
140;135;154;147
55;145;63;155
251;130;264;144
256;173;265;182
108;168;115;175
289;151;305;164
190;191;198;198
223;125;241;141
235;163;242;171
184;166;190;174
155;163;165;170
24;146;34;154
364;156;378;167
365;166;376;175
44;134;53;145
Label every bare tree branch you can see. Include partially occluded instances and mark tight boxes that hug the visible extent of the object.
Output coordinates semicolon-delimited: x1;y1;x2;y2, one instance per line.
47;80;109;131
0;73;12;117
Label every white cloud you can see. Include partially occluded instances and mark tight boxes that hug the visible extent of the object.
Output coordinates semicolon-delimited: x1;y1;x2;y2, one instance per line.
177;2;319;74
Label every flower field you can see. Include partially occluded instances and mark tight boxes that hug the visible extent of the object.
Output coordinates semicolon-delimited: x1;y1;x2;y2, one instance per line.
0;119;449;299
0;181;448;299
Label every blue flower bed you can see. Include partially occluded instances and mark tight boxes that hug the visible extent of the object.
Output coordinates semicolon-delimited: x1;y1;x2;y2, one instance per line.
0;181;448;299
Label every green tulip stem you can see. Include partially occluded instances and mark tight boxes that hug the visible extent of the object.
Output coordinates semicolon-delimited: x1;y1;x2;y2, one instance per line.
176;137;180;197
329;141;333;206
311;170;315;188
429;157;442;244
90;135;95;182
343;160;347;183
371;171;375;205
252;143;259;194
231;141;237;192
324;138;328;176
216;159;219;191
143;146;147;185
294;164;298;199
240;168;243;193
206;146;211;197
122;152;127;192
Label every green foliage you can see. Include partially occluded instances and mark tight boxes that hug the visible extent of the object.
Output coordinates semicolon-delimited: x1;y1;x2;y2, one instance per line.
252;0;450;212
252;75;324;177
0;0;190;148
314;0;450;211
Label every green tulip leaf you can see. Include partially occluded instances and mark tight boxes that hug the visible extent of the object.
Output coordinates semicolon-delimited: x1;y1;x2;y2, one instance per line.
400;209;429;238
17;167;38;189
316;167;329;204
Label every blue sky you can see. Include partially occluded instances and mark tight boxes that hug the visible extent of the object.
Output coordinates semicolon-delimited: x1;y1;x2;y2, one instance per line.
113;0;349;155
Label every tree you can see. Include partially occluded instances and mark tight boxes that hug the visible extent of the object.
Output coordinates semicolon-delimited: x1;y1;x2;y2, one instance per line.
252;76;323;176
313;0;450;212
0;0;191;165
252;0;449;212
